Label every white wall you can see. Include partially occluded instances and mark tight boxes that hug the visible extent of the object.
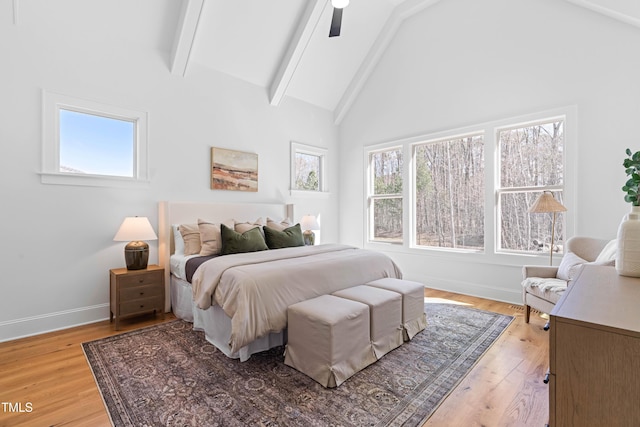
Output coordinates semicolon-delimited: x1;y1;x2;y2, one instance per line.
338;0;639;303
0;9;339;341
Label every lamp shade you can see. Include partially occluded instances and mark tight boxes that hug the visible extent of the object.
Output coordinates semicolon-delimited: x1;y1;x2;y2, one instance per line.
300;215;320;231
332;0;349;8
113;217;158;242
528;191;567;214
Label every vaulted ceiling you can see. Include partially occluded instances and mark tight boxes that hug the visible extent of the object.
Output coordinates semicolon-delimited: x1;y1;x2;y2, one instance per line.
170;0;640;123
9;0;640;124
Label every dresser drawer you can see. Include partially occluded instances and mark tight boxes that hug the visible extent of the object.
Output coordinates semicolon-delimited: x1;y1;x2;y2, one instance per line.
119;296;163;316
118;271;163;288
120;284;163;301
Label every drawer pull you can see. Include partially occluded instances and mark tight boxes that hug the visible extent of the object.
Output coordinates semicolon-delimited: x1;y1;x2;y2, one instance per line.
138;279;144;283
543;370;550;384
139;292;145;296
140;305;145;308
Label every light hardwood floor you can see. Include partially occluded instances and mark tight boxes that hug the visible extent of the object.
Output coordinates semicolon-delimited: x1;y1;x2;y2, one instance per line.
0;289;550;427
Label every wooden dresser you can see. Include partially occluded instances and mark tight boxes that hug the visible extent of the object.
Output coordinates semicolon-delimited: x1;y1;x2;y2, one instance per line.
110;264;165;330
549;264;640;427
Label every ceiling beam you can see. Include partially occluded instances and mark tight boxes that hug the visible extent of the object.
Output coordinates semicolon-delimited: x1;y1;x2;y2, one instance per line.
563;0;640;28
269;0;327;106
13;0;18;24
333;0;443;124
170;0;205;77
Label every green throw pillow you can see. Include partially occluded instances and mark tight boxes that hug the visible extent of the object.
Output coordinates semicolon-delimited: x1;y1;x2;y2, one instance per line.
220;223;268;255
263;223;305;249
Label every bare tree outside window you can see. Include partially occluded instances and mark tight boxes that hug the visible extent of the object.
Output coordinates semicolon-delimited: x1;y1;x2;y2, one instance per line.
414;135;485;250
294;152;321;191
369;148;403;243
498;120;565;253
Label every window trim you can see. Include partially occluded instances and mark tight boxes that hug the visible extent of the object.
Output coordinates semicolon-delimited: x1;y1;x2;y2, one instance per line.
363;106;576;265
495;116;567;255
41;90;149;188
365;144;404;244
290;141;329;197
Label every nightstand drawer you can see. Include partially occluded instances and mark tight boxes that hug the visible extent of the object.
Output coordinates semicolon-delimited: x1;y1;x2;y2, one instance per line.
120;296;163;316
118;271;163;288
120;284;163;301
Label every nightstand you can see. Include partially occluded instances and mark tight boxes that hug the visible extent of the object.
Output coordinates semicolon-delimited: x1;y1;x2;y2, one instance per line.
110;264;165;330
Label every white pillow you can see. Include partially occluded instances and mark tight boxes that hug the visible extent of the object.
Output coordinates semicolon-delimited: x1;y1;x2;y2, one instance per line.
594;239;617;265
172;224;184;255
557;252;587;281
265;217;292;231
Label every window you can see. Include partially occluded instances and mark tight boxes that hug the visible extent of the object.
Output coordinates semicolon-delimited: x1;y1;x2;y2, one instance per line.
42;91;149;187
368;147;403;243
413;134;484;250
290;142;328;195
364;107;574;260
498;119;565;253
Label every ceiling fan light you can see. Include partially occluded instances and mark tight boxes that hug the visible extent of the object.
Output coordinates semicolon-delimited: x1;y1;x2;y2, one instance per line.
331;0;349;9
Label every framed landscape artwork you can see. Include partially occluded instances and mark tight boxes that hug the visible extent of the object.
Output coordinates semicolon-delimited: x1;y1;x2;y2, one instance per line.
211;147;258;192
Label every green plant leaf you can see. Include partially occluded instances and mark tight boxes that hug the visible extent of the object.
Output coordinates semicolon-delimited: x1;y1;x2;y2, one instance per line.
626;148;632;156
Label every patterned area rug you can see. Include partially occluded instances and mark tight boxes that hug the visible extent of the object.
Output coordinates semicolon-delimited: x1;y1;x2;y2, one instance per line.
83;303;513;426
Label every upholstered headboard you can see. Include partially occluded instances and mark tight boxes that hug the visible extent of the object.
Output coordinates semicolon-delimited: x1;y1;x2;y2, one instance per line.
157;201;294;311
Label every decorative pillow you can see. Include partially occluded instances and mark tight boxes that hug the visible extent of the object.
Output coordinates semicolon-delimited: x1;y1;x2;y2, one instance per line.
557;252;587;281
265;217;292;231
172;224;185;255
220;223;268;255
178;223;201;256
594;239;617;265
263;223;304;249
234;218;264;234
198;218;235;256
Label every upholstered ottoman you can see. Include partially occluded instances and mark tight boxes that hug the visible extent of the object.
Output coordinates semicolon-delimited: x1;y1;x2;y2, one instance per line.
284;294;377;388
332;285;403;359
366;278;427;341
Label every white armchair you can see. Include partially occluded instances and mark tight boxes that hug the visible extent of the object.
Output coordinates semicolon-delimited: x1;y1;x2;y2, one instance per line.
522;236;614;323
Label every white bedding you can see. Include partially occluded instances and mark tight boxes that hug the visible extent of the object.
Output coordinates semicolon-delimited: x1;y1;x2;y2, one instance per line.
169;253;199;281
192;243;402;354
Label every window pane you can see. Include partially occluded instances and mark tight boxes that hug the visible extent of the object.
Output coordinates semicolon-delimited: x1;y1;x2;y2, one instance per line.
372;198;402;242
59;109;135;177
500;191;565;252
372;149;402;195
414;135;484;249
499;120;564;188
294;152;321;191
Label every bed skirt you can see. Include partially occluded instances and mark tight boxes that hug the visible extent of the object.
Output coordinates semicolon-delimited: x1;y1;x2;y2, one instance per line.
170;274;286;361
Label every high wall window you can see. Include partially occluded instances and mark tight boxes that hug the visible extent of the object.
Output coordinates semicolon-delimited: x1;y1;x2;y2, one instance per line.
291;142;328;194
365;108;572;258
498;119;565;253
42;91;148;187
368;147;403;243
414;134;485;250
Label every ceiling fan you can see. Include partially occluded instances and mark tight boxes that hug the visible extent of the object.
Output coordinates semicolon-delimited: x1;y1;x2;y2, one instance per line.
329;0;349;37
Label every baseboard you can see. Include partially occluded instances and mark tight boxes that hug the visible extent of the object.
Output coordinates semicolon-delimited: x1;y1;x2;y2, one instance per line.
0;303;110;343
418;277;522;306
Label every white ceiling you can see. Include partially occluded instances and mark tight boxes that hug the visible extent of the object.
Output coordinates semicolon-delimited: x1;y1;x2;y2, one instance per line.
9;0;640;123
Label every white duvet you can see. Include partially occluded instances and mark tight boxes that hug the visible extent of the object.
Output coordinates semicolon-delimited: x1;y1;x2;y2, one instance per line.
192;244;402;353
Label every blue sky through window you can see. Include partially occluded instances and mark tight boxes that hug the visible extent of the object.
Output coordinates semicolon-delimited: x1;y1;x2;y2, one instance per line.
59;109;135;177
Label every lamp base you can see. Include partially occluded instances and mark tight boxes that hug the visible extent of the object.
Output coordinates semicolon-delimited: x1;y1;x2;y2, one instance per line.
124;241;149;270
303;230;315;246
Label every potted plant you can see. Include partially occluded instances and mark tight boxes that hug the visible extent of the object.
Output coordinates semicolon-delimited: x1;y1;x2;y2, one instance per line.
622;148;640;206
617;148;640;277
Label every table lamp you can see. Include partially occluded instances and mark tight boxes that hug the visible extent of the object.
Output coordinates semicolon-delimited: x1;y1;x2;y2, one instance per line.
300;215;320;246
113;216;158;270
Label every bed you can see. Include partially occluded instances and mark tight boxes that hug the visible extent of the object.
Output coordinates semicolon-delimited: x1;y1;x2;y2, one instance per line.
158;201;402;361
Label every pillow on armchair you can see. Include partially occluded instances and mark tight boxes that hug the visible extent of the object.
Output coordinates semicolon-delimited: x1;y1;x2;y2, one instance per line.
556;252;588;280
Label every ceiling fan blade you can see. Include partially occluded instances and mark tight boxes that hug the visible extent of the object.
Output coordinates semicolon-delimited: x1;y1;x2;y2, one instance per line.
329;7;342;37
